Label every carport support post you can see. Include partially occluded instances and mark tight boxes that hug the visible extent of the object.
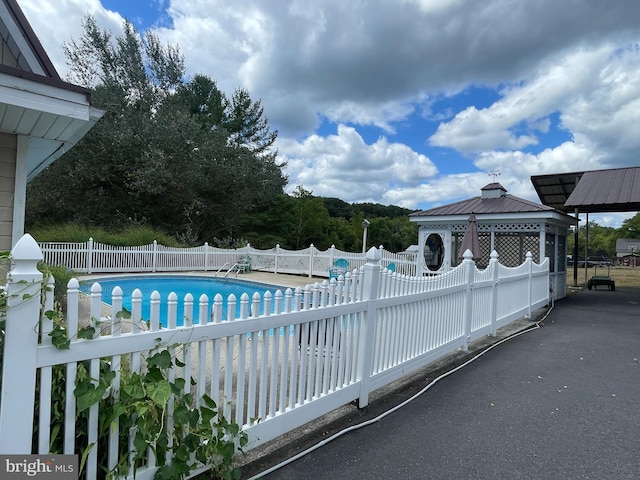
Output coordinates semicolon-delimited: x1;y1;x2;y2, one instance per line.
573;208;579;287
584;212;589;284
357;246;381;408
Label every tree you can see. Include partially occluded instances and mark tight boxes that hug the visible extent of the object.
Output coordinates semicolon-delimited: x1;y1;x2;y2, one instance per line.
291;186;331;249
26;16;286;244
619;213;640;238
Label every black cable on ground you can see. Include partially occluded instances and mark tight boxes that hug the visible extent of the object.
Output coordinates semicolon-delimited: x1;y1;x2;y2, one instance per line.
248;299;555;479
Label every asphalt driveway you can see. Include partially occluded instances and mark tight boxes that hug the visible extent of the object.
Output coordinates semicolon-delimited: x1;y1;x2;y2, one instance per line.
255;287;640;480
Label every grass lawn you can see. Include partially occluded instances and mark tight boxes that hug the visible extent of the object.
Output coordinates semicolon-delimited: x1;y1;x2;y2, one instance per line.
567;266;640;288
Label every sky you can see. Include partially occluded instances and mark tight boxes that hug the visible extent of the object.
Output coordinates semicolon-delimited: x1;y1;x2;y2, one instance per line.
17;0;640;227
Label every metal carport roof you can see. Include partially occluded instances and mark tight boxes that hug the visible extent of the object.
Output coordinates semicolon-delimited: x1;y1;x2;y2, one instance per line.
531;167;640;287
531;167;640;213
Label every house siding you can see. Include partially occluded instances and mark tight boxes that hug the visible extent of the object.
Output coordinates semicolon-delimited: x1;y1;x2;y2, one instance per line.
0;132;16;250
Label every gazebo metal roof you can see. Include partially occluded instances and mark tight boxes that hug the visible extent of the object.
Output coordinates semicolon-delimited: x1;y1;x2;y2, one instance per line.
410;183;557;217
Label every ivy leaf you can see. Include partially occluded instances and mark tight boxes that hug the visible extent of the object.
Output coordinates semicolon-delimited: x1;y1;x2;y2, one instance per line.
123;376;145;400
148;350;172;369
175;444;191;462
148;381;171;407
79;443;95;478
77;326;95;340
156;433;169;449
200;407;216;424
134;402;149;416
201;394;217;409
145;367;165;383
173;377;186;392
133;432;147;457
102;369;116;384
75;382;108;413
173;405;191;425
101;402;127;431
49;326;70;350
116;307;131;320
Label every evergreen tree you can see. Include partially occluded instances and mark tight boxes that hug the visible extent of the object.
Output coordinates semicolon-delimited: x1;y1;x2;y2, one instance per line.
27;16;285;244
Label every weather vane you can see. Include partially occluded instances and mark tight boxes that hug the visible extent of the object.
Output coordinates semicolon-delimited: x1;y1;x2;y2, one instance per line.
489;169;501;182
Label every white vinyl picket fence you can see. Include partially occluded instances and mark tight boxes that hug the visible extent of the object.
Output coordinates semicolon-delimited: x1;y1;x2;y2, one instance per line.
38;238;417;277
0;234;550;479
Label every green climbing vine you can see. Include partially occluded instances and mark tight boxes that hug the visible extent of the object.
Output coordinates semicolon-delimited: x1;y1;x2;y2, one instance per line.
69;346;248;480
0;259;248;480
46;313;248;479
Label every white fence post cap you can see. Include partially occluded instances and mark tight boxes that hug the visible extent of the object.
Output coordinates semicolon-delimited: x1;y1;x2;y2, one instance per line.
9;234;43;280
365;246;381;261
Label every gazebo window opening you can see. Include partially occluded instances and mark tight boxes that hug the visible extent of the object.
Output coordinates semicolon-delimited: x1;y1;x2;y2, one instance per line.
424;233;444;271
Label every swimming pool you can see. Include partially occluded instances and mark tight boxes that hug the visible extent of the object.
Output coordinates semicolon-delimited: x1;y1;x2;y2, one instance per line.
79;275;287;325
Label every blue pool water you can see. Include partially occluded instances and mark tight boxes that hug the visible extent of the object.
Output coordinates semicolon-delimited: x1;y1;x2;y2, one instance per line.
79;275;287;325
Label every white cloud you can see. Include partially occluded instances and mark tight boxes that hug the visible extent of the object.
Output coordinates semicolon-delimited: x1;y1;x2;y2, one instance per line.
18;0;640;226
384;172;489;209
279;125;437;203
322;100;417;134
20;0;125;80
429;47;613;153
149;0;640;137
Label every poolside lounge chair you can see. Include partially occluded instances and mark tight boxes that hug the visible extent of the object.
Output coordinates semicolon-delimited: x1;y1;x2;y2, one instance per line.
235;255;252;273
329;258;349;280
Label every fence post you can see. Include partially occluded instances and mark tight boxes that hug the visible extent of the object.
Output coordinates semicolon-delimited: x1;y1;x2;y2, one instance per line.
309;244;315;278
461;249;475;351
0;234;43;453
152;239;158;272
526;251;533;318
204;242;209;271
489;250;499;336
357;246;381;408
275;244;280;274
87;236;93;274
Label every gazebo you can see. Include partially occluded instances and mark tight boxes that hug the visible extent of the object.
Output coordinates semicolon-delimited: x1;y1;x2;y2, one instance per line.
409;182;575;300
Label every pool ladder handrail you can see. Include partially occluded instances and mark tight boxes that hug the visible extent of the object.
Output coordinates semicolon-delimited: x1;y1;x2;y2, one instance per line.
224;263;242;278
215;262;247;278
224;262;245;278
214;262;232;277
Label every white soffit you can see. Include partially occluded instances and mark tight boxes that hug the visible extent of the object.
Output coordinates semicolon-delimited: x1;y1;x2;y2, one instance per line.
0;72;91;121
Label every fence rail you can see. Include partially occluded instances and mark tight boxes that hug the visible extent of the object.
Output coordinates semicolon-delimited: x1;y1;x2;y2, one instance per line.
38;239;417;277
0;235;550;479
